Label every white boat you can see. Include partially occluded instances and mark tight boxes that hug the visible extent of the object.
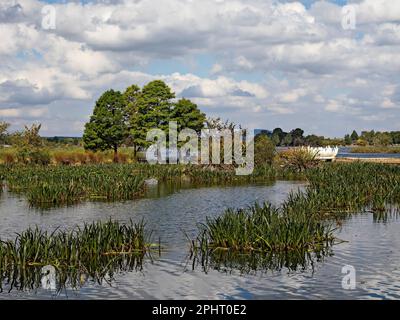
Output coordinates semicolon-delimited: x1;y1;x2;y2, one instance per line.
302;146;339;161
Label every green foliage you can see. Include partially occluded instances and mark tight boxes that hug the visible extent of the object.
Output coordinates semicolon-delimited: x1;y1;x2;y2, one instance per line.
83;90;127;159
130;80;175;150
0;220;149;292
2;165;146;207
171;98;205;133
254;134;275;166
193;202;334;253
193;162;400;262
303;162;400;214
278;148;319;172
344;134;352;145
281;133;293;146
351;130;359;142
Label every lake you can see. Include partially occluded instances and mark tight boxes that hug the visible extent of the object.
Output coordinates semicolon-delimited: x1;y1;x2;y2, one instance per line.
0;181;400;299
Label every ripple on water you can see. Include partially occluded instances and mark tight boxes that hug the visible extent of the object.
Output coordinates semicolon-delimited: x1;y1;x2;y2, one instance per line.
1;181;400;299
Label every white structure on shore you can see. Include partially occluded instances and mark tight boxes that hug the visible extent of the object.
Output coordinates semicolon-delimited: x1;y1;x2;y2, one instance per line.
303;146;339;161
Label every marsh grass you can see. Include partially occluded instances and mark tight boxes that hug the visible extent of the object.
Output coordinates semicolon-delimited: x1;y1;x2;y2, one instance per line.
304;162;400;215
192;203;335;254
192;162;400;262
0;164;146;207
0;163;293;208
0;219;153;292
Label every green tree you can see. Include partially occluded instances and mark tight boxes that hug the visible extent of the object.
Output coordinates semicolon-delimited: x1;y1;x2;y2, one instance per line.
373;132;392;146
271;133;281;146
254;134;275;166
350;130;359;142
123;84;141;156
282;133;293;146
305;134;324;147
272;128;285;144
130;80;175;150
171;98;205;133
83;90;127;162
344;134;352;145
290;128;304;146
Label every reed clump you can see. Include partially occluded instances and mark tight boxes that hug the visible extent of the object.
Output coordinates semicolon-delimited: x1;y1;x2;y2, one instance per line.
193;203;335;254
303;162;400;214
193;162;400;259
1;164;146;206
0;220;151;291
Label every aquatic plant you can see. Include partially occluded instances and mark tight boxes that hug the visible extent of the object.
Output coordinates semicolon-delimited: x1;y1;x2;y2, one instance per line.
0;163;287;208
1;164;146;207
192;162;400;262
192;203;335;254
0;220;152;292
303;162;400;215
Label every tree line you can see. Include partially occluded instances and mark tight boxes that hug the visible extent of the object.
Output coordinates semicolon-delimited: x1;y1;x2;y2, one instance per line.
344;130;400;146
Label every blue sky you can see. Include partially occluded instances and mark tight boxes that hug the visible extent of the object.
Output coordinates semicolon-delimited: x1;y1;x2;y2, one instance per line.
1;0;400;137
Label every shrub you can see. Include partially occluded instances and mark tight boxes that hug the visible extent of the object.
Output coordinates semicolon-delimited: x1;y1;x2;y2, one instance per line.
278;148;319;172
254;135;275;166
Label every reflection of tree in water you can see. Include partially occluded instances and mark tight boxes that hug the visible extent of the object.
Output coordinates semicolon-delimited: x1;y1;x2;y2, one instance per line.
190;247;333;275
0;252;148;294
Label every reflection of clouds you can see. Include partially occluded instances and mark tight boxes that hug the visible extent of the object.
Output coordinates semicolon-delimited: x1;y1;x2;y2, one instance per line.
1;185;400;299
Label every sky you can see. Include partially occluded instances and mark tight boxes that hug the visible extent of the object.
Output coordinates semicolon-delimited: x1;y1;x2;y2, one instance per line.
0;0;399;137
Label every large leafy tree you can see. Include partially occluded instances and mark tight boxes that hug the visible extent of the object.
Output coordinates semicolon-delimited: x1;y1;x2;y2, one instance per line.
123;84;141;155
130;80;175;150
83;90;127;161
171;98;205;133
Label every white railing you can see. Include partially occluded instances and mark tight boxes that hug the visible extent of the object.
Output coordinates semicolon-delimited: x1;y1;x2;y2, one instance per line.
302;146;339;161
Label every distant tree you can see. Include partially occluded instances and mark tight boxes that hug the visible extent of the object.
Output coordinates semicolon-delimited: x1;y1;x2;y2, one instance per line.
282;133;293;146
271;128;285;146
290;128;304;146
305;134;324;147
373;132;392;146
344;134;352;145
83;90;127;162
361;130;375;145
350;130;359;142
391;131;400;145
271;133;281;146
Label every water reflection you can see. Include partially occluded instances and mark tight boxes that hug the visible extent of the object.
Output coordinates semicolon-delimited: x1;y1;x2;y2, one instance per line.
0;252;148;294
190;248;333;275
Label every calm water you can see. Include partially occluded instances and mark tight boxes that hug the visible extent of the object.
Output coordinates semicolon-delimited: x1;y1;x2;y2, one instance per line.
1;181;400;300
337;147;400;159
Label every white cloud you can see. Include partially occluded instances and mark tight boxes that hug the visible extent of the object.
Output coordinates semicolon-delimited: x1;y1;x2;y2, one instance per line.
0;0;399;136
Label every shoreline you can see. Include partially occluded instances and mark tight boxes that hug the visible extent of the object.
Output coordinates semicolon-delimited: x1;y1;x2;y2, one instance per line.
336;157;400;164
